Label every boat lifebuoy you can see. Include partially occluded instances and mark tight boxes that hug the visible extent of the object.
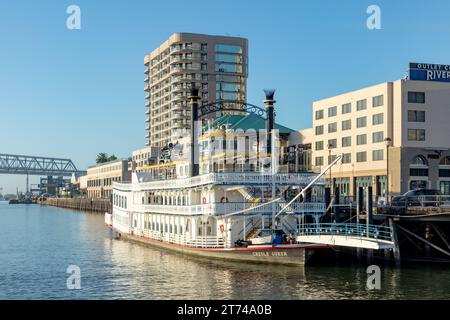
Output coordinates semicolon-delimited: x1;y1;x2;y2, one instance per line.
202;197;207;204
219;224;225;233
220;196;229;203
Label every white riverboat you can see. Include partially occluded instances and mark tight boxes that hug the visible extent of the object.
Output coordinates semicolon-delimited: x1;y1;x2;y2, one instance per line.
106;92;342;265
107;169;331;265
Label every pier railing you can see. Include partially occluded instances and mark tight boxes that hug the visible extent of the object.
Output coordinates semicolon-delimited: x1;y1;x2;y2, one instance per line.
377;195;450;215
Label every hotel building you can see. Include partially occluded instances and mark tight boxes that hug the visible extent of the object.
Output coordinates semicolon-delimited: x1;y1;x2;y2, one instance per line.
310;64;450;197
144;33;248;148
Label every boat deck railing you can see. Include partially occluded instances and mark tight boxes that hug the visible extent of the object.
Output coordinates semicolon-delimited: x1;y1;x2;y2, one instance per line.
131;201;326;216
135;228;225;248
299;223;393;242
114;172;324;191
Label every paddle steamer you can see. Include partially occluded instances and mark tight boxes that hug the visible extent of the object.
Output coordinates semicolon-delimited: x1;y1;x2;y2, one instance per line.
106;90;334;265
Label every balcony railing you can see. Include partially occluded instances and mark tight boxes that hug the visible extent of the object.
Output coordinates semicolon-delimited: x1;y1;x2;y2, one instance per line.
170;45;202;53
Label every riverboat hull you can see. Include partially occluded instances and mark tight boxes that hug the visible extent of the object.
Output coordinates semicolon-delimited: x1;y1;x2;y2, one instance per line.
108;225;329;266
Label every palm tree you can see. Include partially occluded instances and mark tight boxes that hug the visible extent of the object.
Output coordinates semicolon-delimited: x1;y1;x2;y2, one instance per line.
108;155;117;161
96;153;108;164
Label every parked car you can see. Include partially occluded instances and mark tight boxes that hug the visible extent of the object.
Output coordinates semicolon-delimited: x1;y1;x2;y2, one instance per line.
391;189;442;208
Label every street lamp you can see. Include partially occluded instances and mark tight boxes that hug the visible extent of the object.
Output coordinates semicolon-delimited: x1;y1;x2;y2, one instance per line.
384;137;392;203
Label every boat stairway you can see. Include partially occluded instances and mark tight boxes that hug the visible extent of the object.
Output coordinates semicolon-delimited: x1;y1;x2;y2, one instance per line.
246;227;262;240
296;223;395;250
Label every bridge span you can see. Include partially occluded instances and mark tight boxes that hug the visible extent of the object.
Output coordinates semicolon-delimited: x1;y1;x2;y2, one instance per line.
0;153;81;176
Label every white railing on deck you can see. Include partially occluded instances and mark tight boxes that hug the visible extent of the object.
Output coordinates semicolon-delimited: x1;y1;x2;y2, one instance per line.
133;228;224;248
113;172;323;191
133;202;325;216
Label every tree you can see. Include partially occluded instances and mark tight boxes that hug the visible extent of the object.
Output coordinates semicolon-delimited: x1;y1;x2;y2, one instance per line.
108;155;117;161
96;153;108;164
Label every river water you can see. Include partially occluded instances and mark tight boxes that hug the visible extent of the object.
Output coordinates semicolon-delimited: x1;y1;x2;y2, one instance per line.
0;202;449;300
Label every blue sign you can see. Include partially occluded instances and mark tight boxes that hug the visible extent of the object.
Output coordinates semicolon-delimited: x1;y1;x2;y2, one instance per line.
409;63;450;83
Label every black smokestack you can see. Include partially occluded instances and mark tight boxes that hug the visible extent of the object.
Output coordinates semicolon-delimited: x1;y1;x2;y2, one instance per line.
189;85;200;177
264;89;276;155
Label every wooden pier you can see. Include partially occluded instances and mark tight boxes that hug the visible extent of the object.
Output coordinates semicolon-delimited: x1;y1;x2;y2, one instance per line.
39;197;111;213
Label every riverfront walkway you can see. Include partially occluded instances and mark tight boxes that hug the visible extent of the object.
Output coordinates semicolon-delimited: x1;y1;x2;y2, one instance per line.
39;197;111;213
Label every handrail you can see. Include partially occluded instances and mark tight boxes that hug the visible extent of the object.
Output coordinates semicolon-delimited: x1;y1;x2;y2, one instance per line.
299;223;393;242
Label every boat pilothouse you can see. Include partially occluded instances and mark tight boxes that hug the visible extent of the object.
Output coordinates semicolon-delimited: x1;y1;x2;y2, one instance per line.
107;89;394;265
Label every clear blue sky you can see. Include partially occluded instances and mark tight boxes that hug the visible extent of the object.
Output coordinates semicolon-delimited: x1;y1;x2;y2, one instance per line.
1;0;450;193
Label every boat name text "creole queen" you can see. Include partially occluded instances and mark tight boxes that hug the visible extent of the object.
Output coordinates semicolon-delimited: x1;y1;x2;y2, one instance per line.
252;251;288;257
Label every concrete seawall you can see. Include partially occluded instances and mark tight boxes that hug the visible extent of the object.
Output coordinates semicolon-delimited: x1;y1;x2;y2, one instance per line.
39;198;111;213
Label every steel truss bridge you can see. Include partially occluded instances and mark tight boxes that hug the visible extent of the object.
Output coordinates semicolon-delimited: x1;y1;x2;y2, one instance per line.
0;153;81;176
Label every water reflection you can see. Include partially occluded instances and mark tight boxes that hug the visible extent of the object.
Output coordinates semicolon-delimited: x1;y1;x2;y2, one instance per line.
1;203;450;300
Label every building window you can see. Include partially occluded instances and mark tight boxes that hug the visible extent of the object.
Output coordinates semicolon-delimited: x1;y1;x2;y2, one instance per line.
410;168;429;176
408;92;425;104
328;139;337;149
216;82;240;91
373;95;384;107
410;180;428;189
328;154;337;164
342;103;351;114
342;153;351;164
408;110;425;122
215;63;242;73
328;122;337;133
439;156;450;166
315;125;324;135
356;116;367;128
328;106;337;117
372;131;384;143
439;169;450;177
342;136;351;147
315;141;324;151
372;113;384;125
357;134;367;145
315;110;324;120
215;44;242;53
315;157;324;166
372;149;384;161
440;181;450;195
342;119;351;131
357;99;367;111
216;53;242;63
411;155;428;166
408;129;426;141
357;151;367;162
410;155;429;177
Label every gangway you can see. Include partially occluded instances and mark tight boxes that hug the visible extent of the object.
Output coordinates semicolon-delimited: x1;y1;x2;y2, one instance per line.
296;223;395;250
